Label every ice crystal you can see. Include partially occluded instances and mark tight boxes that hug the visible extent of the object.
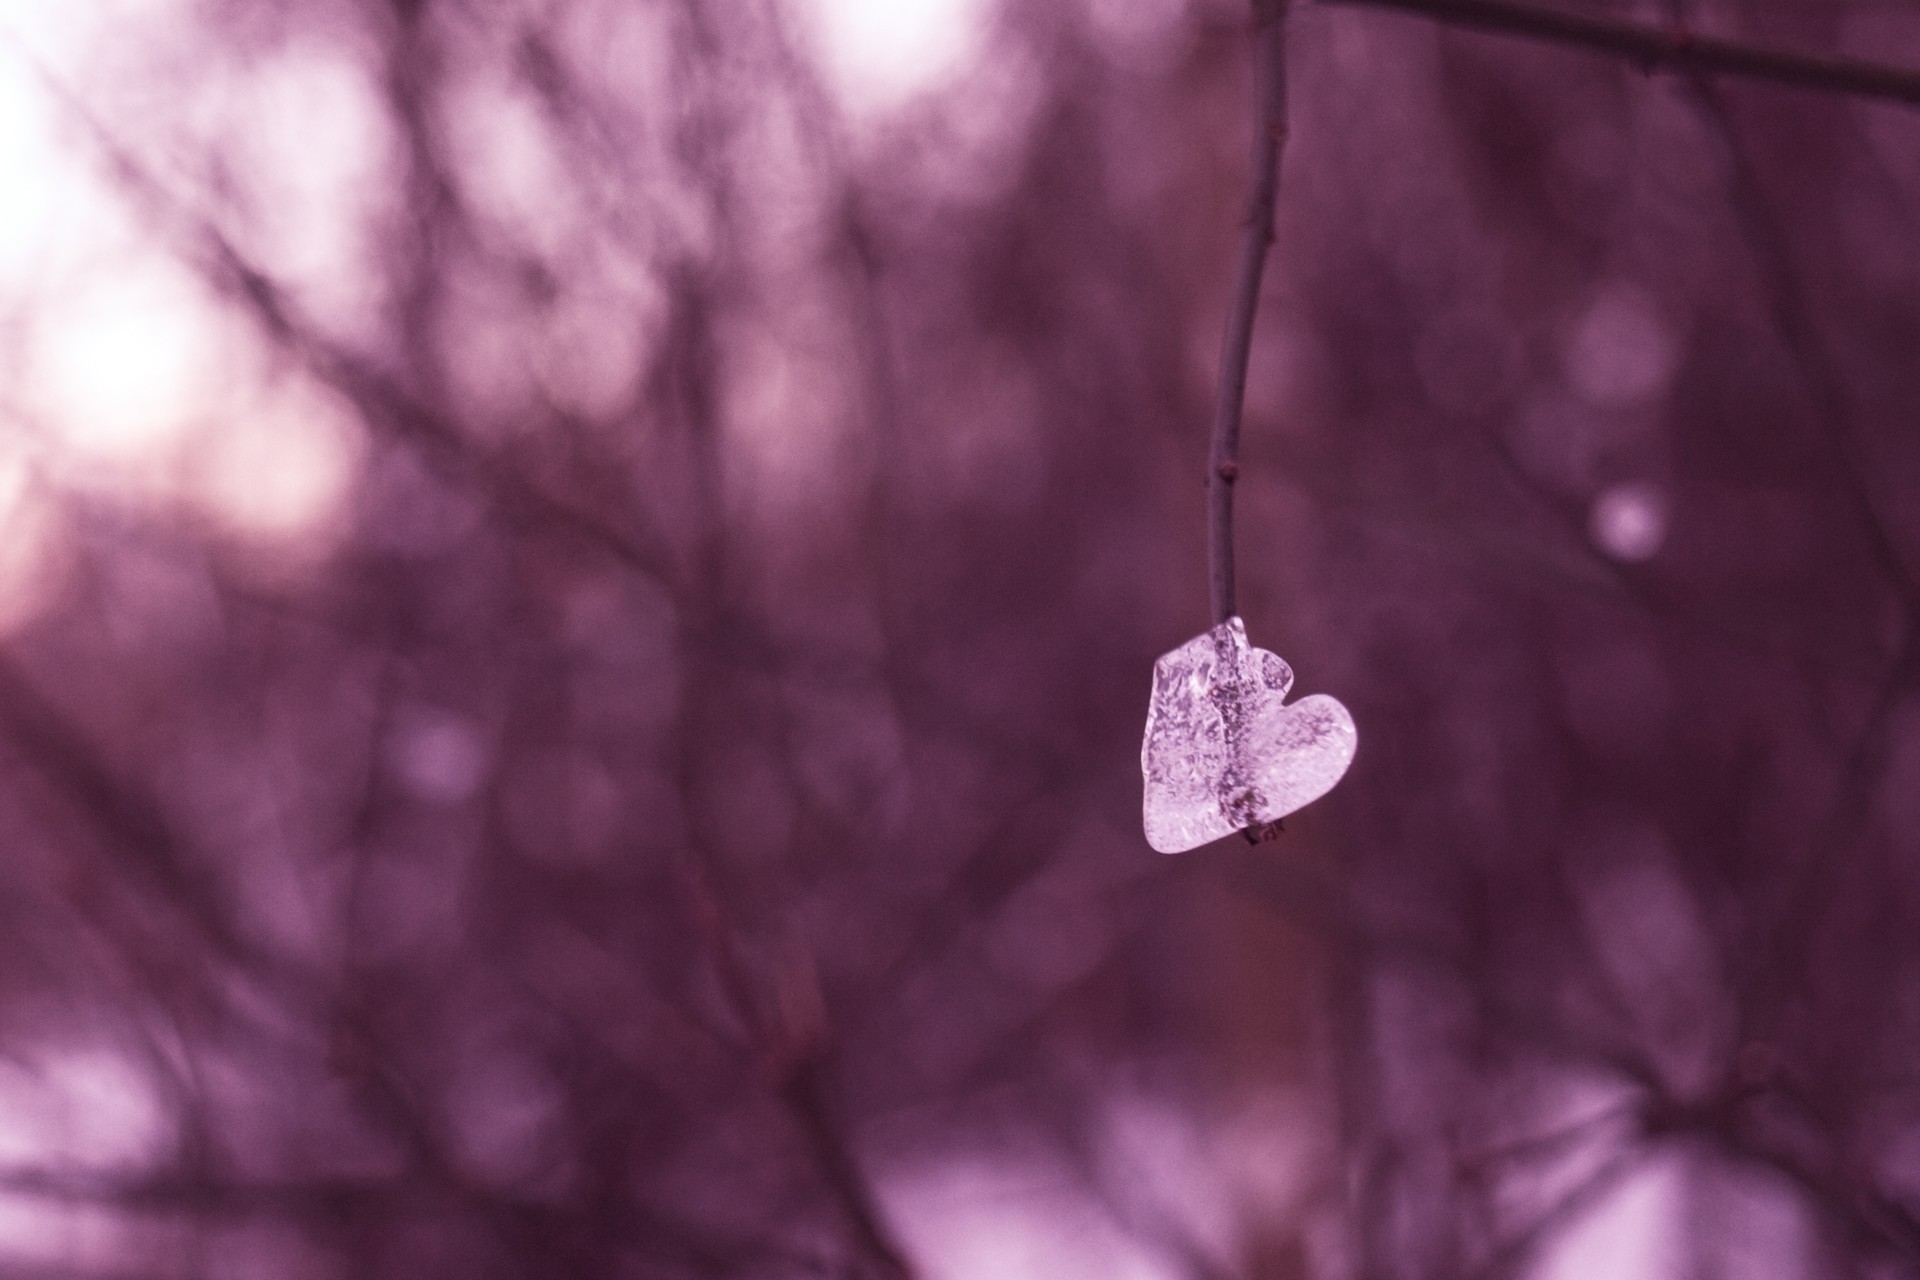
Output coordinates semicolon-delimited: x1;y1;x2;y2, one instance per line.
1141;617;1357;853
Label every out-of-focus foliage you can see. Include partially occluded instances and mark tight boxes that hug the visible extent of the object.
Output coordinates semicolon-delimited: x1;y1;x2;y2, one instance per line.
0;0;1917;1276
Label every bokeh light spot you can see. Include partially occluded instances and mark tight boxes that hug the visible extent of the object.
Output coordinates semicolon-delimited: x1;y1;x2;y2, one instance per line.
804;0;991;113
1563;283;1681;409
29;258;237;477
193;372;363;543
1590;482;1668;562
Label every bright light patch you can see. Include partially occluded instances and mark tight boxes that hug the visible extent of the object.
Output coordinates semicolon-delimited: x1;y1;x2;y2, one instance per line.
0;61;63;285
0;1046;166;1172
441;73;577;262
194;372;363;542
0;1046;166;1265
1590;482;1668;562
885;1156;1173;1280
0;0;103;66
224;46;393;333
28;258;240;478
803;0;991;114
1534;1157;1685;1280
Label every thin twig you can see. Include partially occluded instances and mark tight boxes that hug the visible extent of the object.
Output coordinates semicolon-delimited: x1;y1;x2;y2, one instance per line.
1316;0;1920;110
1210;0;1290;625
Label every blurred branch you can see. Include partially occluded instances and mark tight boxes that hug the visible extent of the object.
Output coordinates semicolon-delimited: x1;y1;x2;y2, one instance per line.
1668;79;1920;1048
780;1059;918;1280
1475;1147;1641;1280
1679;83;1920;607
1317;0;1920;110
1210;0;1291;625
1643;1085;1920;1266
1453;1104;1635;1183
21;47;688;596
0;1166;816;1275
680;859;916;1280
0;654;262;977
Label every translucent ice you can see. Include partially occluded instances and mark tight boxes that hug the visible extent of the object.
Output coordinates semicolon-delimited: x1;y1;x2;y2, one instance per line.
1141;617;1357;853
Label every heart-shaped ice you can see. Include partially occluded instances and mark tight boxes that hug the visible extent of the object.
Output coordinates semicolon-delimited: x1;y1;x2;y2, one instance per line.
1141;617;1356;853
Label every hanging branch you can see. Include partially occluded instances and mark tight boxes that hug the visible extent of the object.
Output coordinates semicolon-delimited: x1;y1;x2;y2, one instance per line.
1210;0;1291;626
1316;0;1920;110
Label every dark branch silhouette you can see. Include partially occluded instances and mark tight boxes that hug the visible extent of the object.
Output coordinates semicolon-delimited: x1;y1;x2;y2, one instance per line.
1210;0;1292;626
1319;0;1920;108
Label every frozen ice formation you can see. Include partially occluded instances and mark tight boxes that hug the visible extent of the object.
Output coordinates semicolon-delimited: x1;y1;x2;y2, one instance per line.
1142;617;1357;853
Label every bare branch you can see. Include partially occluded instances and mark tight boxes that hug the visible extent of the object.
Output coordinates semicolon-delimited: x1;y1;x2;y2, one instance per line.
1317;0;1920;110
1210;0;1291;626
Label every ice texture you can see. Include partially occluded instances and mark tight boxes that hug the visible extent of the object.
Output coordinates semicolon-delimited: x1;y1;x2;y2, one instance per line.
1141;617;1357;853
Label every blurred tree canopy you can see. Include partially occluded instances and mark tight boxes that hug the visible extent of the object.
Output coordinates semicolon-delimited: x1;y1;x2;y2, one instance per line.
0;0;1918;1276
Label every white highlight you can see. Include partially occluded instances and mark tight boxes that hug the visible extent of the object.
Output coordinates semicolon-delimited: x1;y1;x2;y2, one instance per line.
885;1156;1172;1280
0;59;65;287
803;0;990;113
1590;483;1668;562
28;259;233;475
885;1094;1322;1279
223;45;394;331
0;1045;167;1266
1535;1157;1685;1280
194;373;362;541
0;1048;165;1171
0;42;364;554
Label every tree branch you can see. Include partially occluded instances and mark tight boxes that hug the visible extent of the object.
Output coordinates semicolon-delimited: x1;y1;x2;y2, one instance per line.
1316;0;1920;110
1210;0;1291;625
